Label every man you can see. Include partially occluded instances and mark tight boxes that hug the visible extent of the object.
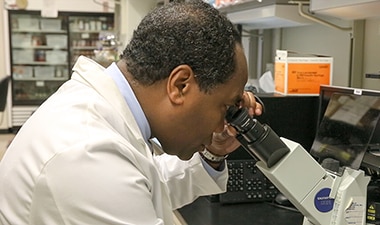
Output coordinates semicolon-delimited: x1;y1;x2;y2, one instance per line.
0;1;262;224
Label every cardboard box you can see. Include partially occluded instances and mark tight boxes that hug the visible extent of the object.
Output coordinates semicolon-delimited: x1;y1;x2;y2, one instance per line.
274;50;333;95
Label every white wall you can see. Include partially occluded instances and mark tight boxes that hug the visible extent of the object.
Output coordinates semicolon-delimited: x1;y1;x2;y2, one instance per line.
362;18;380;91
0;4;8;79
280;21;352;87
20;0;114;12
280;15;380;91
120;0;156;47
0;2;11;130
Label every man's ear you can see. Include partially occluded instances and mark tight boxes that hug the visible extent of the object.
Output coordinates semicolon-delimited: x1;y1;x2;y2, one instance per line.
167;65;195;105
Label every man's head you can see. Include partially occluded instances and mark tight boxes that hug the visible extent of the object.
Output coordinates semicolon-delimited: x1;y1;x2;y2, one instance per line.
119;1;248;160
120;0;241;93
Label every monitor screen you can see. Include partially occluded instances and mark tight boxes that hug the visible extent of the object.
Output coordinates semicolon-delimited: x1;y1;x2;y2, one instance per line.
317;85;380;148
312;86;380;170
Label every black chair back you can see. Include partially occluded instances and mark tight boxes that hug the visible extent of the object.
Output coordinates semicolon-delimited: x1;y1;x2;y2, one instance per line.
0;76;11;112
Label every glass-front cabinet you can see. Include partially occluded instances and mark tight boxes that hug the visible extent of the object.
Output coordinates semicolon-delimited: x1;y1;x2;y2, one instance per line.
10;12;69;105
8;11;114;127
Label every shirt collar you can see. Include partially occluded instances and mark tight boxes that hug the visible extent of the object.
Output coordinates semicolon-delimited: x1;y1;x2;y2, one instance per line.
104;62;151;142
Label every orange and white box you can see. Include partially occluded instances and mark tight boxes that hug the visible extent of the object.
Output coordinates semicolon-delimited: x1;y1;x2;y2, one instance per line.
274;50;333;95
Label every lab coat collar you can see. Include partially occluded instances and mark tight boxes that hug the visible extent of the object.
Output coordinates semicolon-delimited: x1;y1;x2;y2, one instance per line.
71;56;152;158
105;62;151;142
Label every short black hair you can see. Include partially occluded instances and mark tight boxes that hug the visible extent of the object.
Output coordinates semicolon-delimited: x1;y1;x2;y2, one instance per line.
120;0;242;93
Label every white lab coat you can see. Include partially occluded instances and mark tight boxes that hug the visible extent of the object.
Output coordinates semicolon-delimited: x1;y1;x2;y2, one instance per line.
0;56;228;225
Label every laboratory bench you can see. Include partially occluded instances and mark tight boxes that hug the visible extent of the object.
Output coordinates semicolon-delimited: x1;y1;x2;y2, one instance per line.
177;196;303;225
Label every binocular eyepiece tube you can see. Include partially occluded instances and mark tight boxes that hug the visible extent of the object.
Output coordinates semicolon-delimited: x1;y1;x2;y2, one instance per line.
225;106;290;168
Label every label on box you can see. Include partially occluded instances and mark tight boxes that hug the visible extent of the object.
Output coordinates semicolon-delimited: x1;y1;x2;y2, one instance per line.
287;62;331;94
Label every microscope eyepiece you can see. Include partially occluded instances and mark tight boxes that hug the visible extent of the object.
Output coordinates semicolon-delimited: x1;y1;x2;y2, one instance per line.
226;106;265;143
226;106;290;168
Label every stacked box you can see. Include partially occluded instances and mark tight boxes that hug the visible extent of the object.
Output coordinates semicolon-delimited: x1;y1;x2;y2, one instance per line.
40;19;62;31
12;49;34;63
46;50;68;63
12;34;32;47
274;50;333;95
46;35;67;48
18;18;39;30
34;66;55;79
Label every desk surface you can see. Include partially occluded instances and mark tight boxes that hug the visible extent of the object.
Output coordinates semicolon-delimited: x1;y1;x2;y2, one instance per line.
178;197;304;225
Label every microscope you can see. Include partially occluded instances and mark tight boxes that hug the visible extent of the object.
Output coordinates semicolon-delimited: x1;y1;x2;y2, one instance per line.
226;106;371;225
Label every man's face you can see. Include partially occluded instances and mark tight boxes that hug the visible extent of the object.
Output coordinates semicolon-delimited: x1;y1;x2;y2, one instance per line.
163;45;248;160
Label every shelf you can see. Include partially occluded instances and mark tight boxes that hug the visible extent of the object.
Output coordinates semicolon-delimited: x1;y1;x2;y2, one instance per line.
71;46;98;50
12;33;68;49
70;29;113;33
13;62;68;66
214;0;312;29
12;46;67;50
13;77;68;81
12;29;67;34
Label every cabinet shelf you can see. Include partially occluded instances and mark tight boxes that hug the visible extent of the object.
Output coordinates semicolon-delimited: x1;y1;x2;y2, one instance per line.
13;77;69;81
71;46;98;50
70;29;113;33
13;62;68;66
15;77;68;81
12;46;67;50
12;29;67;34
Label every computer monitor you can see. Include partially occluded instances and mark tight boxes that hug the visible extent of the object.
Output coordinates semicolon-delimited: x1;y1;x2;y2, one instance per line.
318;85;380;148
312;85;380;171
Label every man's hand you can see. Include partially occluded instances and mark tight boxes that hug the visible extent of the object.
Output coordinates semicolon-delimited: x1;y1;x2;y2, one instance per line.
242;90;263;117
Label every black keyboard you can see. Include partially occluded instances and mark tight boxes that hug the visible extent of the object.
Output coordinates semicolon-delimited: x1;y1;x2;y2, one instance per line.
218;159;279;204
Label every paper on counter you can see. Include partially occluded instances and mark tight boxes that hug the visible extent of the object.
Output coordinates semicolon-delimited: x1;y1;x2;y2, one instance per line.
259;71;275;93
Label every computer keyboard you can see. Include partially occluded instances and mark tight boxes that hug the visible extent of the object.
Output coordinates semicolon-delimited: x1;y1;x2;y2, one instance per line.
218;159;279;204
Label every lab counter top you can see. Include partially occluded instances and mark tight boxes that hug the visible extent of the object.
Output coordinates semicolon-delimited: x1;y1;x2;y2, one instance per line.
177;196;304;225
